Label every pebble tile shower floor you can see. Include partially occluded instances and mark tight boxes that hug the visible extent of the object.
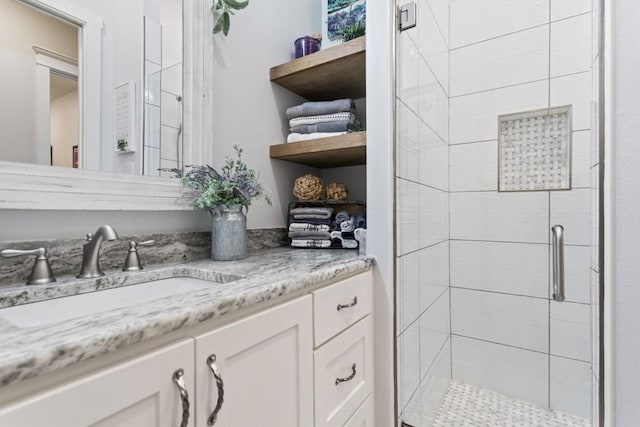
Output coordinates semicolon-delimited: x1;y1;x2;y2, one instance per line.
430;380;591;427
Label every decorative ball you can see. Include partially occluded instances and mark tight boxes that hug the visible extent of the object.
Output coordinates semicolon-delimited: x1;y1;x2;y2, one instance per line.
326;182;348;201
293;174;324;201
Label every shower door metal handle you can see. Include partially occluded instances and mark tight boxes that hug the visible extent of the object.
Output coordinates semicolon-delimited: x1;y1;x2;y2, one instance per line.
552;225;565;302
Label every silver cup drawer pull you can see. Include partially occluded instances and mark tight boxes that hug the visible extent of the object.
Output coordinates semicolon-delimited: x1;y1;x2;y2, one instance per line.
337;296;358;311
335;363;357;386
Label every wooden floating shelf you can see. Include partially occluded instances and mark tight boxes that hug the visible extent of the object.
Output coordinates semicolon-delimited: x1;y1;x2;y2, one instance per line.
269;37;366;101
269;132;366;168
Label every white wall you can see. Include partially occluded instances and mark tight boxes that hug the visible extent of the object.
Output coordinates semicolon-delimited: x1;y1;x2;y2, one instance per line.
395;0;451;424
50;89;78;168
210;0;323;229
0;0;77;164
612;0;640;424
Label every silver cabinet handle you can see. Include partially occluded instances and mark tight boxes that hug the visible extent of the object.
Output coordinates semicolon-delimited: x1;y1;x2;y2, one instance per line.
337;296;358;311
173;369;190;427
207;354;224;426
552;225;565;302
335;363;357;386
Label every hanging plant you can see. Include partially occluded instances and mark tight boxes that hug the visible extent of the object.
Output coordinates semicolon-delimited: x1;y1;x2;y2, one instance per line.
212;0;249;36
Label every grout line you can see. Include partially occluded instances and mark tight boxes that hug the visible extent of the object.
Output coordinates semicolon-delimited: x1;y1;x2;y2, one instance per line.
395;176;448;193
451;334;549;356
449;70;591;100
397;285;449;337
397;239;449;259
397;97;448;146
450;285;592;306
449;11;592;52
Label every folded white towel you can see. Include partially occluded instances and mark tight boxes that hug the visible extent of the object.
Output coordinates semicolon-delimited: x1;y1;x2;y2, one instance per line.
342;239;359;249
287;132;347;143
289;112;358;127
291;239;331;248
289;223;330;232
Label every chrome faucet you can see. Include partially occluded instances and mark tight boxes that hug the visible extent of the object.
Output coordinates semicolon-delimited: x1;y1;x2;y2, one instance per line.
77;225;119;278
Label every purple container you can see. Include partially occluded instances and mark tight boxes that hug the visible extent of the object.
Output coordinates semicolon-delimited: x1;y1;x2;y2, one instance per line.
294;36;321;58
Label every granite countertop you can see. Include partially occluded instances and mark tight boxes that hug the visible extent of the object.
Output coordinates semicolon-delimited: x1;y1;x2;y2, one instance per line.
0;248;374;388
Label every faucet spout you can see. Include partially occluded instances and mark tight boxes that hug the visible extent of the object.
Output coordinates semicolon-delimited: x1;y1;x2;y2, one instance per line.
77;225;119;278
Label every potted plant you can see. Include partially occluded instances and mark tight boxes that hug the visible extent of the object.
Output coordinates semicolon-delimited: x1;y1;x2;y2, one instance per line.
181;145;271;260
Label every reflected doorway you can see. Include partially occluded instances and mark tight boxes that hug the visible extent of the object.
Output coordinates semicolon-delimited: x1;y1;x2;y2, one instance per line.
49;72;78;168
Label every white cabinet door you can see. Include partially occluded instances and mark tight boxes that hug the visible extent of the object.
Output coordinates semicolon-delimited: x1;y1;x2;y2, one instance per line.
0;338;195;427
194;295;313;427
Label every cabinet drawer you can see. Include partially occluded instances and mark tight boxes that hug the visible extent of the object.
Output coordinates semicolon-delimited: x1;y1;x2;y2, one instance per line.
314;315;374;427
313;271;373;347
344;394;375;427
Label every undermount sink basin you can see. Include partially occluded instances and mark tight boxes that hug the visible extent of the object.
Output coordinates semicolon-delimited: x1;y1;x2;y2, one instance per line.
0;277;221;329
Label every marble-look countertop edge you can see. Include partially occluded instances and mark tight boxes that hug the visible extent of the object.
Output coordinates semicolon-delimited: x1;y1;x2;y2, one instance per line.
0;249;375;388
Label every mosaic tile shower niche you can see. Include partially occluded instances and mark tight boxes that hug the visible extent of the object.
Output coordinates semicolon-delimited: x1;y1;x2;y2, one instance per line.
498;106;573;192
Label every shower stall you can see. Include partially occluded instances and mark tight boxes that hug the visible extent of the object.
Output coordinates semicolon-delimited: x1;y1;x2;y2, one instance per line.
394;0;602;425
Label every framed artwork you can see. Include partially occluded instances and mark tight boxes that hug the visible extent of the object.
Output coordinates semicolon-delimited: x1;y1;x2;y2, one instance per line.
322;0;366;49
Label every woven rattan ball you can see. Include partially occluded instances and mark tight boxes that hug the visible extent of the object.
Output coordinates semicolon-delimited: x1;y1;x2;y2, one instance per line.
293;174;324;201
326;182;348;201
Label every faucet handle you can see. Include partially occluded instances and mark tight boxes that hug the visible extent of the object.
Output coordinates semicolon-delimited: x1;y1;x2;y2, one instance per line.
0;247;56;285
123;240;156;272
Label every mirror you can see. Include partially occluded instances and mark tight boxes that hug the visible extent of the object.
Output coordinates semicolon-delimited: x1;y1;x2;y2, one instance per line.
0;0;183;176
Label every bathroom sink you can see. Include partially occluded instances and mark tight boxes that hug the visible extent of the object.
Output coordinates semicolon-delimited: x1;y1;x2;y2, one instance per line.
0;277;222;329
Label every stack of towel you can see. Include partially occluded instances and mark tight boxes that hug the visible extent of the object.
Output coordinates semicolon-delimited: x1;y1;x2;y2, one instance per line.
330;210;366;249
289;207;334;248
286;99;361;143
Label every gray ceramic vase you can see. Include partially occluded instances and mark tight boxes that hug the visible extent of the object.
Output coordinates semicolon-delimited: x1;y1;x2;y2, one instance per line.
211;205;247;261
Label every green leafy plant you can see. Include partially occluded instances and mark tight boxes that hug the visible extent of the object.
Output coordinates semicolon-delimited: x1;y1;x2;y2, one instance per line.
117;139;128;152
212;0;249;36
338;21;365;42
181;145;271;211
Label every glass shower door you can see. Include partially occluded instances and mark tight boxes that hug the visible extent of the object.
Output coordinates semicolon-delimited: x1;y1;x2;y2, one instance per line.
394;1;602;426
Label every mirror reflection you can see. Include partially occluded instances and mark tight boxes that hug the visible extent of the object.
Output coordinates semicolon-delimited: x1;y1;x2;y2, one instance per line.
0;0;183;176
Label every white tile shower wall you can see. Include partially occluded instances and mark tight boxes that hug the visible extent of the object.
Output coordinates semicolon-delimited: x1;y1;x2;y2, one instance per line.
550;356;592;419
449;79;549;144
452;335;549;407
449;140;497;192
449;191;549;243
448;1;595;419
420;291;450;379
550;13;593;78
551;0;592;21
451;288;549;352
450;25;549;97
450;241;548;298
449;0;550;49
396;1;450;423
401;339;451;425
417;1;449;94
419;241;450;312
550;301;592;361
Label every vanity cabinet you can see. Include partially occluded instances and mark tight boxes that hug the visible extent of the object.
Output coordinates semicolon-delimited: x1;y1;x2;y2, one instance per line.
0;271;373;427
193;296;314;427
0;339;195;427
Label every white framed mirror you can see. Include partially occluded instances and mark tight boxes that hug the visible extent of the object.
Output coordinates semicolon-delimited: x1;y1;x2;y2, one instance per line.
0;0;214;210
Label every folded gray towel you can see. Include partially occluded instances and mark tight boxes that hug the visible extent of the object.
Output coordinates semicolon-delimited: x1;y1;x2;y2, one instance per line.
286;99;355;119
291;239;332;248
335;210;350;225
288;231;332;239
290;207;334;216
290;120;359;134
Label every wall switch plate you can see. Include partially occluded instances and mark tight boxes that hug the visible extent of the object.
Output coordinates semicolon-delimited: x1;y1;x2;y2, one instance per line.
399;2;417;31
